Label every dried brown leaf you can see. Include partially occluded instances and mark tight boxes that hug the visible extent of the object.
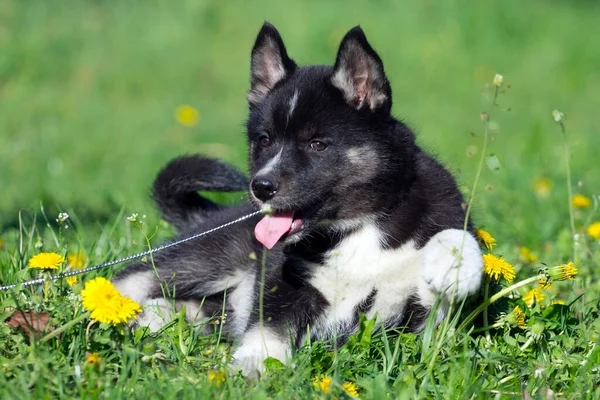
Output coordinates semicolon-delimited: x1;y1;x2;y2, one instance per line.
6;310;54;338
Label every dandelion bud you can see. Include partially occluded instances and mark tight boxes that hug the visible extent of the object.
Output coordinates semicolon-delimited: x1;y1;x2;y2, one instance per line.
548;262;578;281
508;306;526;329
142;343;156;355
505;312;516;325
493;73;504;87
476;229;496;251
531;319;545;337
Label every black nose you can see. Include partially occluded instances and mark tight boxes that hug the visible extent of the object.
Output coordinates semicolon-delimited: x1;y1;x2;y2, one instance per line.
251;177;279;202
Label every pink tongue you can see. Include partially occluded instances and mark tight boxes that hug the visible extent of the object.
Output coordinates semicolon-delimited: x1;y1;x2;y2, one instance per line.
254;212;294;249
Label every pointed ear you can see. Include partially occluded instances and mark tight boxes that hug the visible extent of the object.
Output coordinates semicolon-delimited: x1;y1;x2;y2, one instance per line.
248;22;297;106
331;27;391;114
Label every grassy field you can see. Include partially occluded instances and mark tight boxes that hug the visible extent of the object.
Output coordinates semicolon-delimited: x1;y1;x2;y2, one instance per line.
1;0;599;398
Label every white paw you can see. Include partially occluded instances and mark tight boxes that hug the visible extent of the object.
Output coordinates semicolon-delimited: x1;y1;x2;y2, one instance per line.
232;327;290;378
137;298;173;332
422;229;483;299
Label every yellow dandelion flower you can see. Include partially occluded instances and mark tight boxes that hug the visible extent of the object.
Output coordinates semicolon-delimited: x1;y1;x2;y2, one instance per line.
175;105;200;127
81;277;141;325
538;278;552;289
208;370;226;387
118;296;142;323
28;252;66;270
483;254;515;283
68;253;87;269
476;229;496;251
86;352;102;365
0;238;4;249
313;375;332;393
519;246;538;263
548;262;578;281
524;287;545;307
342;382;359;397
533;178;552;198
66;253;87;286
587;221;600;240
551;300;565;305
572;194;591;209
512;306;527;329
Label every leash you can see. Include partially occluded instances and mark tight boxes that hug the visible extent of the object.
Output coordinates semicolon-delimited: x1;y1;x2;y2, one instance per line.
0;210;263;291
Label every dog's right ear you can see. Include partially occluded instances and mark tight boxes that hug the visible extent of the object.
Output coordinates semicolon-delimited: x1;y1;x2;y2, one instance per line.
248;22;297;106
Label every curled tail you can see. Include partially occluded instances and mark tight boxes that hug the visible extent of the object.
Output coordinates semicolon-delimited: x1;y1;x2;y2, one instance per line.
152;155;249;230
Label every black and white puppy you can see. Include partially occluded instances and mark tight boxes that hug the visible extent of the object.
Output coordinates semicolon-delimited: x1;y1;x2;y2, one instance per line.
113;23;483;376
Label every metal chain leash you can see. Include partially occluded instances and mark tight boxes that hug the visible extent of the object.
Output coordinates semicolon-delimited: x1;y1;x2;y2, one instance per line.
0;210;263;291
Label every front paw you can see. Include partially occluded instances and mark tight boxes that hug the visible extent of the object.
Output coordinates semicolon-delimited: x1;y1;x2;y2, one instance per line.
422;229;483;299
232;327;290;378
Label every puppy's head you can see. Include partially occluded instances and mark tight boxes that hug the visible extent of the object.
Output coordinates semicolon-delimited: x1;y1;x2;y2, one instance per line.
246;23;415;247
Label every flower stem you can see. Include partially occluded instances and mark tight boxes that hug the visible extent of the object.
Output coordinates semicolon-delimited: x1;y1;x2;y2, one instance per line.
458;275;542;332
483;278;491;341
259;248;267;331
40;311;90;343
472;321;503;333
558;120;577;266
419;85;500;397
462;86;499;234
520;336;535;352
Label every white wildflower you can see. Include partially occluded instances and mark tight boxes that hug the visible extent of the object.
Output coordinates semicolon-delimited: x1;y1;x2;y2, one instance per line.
127;213;139;222
552;109;564;122
493;73;504;87
57;212;70;223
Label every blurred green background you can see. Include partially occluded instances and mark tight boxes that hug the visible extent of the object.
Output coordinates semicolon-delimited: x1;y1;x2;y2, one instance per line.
1;0;599;248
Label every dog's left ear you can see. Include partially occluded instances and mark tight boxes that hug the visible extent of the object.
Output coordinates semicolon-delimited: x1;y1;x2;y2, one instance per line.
248;22;297;106
331;27;391;114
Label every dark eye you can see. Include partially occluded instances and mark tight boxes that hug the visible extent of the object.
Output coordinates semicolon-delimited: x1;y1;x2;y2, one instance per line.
310;140;328;152
259;135;271;147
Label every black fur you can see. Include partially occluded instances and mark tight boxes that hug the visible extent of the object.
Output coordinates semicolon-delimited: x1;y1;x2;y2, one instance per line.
152;155;249;230
114;22;481;374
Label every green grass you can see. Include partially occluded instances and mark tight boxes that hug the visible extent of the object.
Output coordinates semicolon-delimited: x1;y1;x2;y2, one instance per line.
1;0;600;398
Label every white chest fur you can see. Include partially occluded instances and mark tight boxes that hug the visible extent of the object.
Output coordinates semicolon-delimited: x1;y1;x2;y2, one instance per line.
309;224;423;334
308;224;483;337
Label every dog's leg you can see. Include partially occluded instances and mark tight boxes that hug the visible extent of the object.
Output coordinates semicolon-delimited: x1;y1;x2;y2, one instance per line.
113;206;260;331
113;236;257;332
421;228;483;300
232;324;292;377
232;275;326;377
113;267;209;331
